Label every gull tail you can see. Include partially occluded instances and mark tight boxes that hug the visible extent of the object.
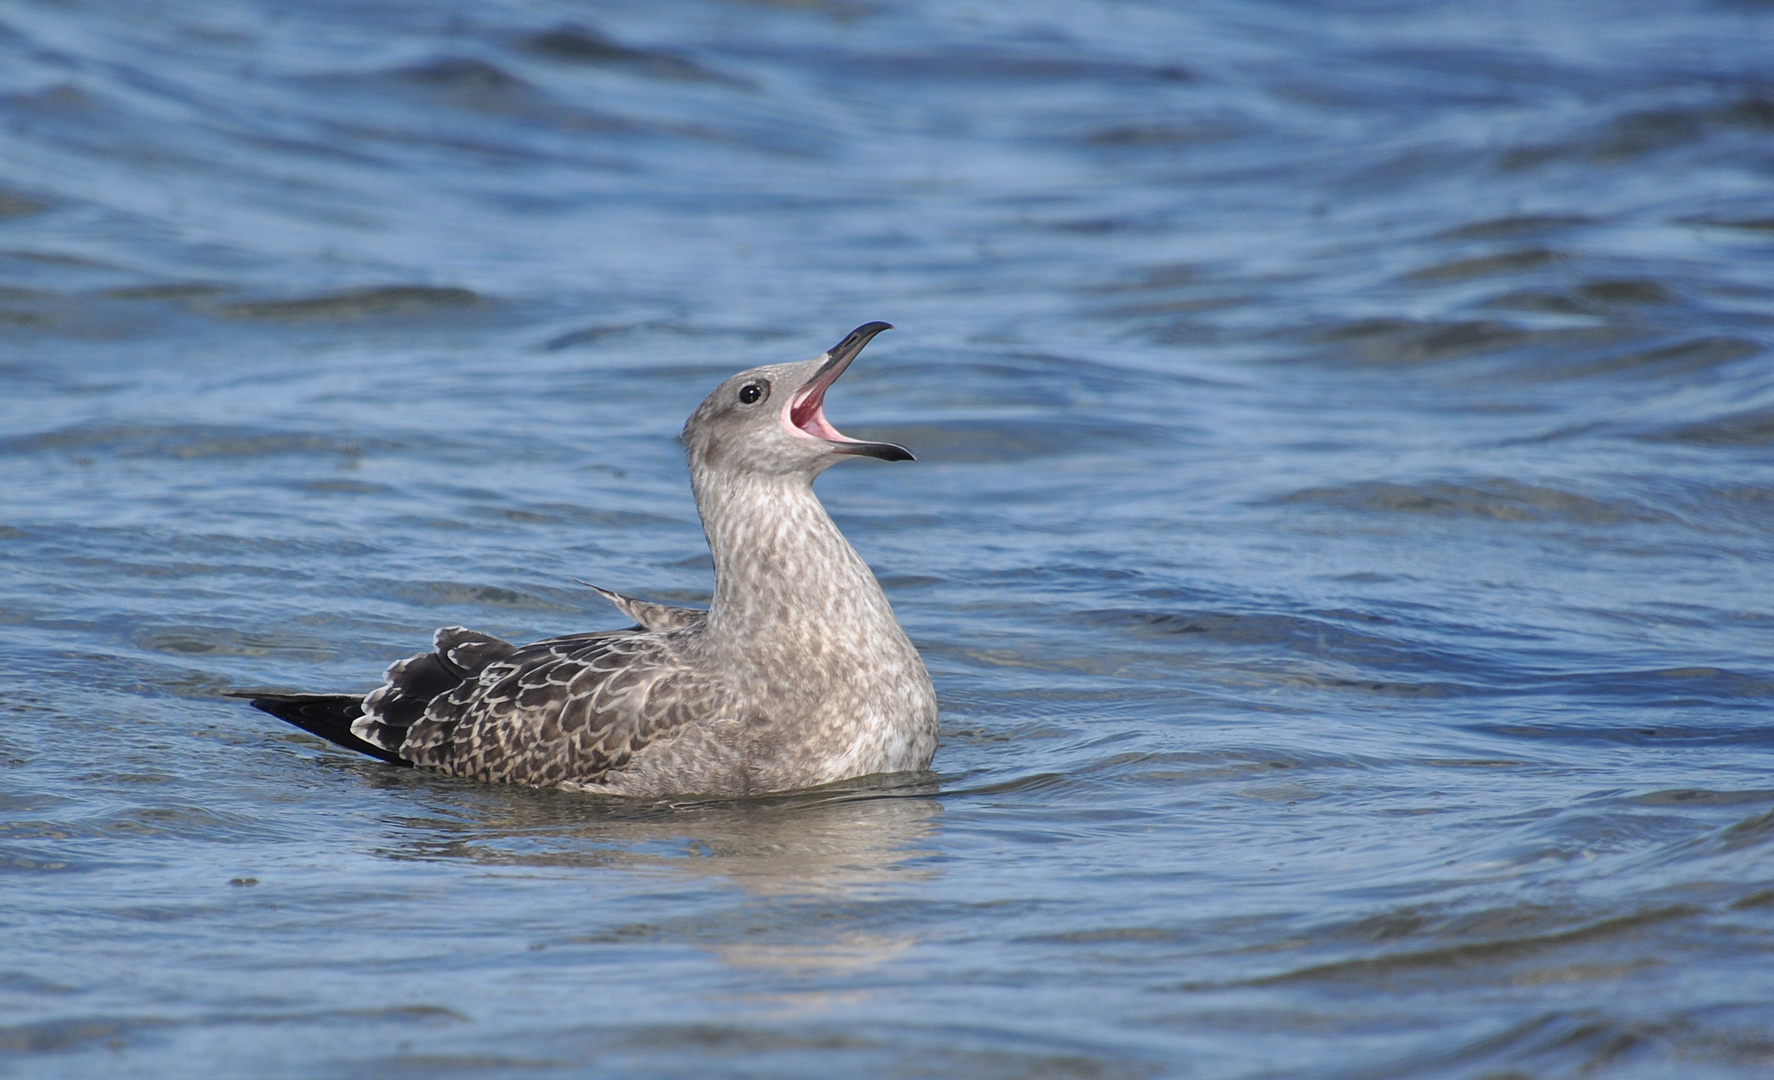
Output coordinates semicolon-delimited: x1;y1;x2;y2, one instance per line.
237;693;411;766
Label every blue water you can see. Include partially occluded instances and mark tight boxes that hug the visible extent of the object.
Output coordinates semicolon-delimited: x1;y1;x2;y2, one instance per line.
4;0;1774;1075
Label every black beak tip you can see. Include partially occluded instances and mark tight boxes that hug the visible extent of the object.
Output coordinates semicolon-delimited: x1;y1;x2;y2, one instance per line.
825;321;894;360
843;441;915;462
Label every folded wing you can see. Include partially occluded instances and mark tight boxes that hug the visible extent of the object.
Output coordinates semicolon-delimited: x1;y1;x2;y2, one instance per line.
354;625;709;787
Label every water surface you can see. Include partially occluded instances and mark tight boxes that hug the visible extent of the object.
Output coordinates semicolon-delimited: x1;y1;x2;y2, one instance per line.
3;0;1774;1076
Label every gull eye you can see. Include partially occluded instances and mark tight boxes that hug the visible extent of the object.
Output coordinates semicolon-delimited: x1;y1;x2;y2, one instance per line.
738;381;768;406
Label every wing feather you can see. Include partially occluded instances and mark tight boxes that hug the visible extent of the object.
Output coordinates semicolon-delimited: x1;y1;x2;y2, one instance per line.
580;583;706;632
355;624;712;787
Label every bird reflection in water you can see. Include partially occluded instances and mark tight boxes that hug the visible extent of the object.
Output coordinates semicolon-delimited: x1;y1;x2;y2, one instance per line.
371;766;941;889
365;772;942;1001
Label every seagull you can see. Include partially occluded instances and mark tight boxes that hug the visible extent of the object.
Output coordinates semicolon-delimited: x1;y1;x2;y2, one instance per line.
246;322;939;797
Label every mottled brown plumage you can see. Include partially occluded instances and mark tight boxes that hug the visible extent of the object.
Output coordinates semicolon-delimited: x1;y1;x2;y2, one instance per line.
578;583;705;632
250;322;939;797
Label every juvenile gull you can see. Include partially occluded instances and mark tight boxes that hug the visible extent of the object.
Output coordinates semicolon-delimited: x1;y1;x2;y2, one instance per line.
247;322;939;797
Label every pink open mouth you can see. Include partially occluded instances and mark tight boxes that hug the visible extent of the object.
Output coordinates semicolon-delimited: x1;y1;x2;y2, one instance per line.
789;380;860;445
780;321;915;462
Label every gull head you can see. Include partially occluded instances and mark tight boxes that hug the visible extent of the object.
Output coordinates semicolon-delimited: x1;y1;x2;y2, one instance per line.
683;321;914;479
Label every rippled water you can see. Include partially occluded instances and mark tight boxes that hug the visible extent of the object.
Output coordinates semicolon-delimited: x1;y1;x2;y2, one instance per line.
4;0;1774;1075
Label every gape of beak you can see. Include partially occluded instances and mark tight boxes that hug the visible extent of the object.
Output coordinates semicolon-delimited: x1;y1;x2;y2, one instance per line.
786;322;915;462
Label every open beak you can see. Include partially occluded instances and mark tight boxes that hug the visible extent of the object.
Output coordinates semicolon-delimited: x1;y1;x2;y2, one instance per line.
785;321;915;462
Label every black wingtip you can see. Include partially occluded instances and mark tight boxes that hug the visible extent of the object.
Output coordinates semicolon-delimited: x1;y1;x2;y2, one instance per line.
241;692;411;766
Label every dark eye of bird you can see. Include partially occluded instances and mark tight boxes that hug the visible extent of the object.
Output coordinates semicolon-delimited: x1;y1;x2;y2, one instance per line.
738;382;767;405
